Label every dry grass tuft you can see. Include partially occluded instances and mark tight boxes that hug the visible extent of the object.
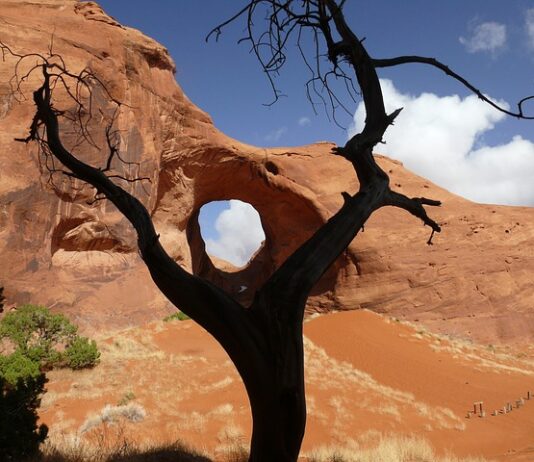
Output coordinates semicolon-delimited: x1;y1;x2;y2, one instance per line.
80;403;147;434
215;424;248;462
307;434;490;462
34;439;212;461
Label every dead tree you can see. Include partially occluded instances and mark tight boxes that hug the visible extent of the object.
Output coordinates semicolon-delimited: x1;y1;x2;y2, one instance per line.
4;1;533;460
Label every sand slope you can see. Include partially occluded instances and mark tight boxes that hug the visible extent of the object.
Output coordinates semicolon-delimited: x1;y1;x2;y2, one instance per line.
39;310;534;461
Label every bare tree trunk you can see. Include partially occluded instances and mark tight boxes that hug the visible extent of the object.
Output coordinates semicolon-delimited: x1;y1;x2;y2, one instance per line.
246;331;306;461
248;382;306;462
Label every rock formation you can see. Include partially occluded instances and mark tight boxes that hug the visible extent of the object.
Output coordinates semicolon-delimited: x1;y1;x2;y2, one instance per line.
0;0;533;343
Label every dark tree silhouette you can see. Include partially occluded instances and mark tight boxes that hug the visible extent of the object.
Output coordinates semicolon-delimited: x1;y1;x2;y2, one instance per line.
0;373;48;460
3;1;533;461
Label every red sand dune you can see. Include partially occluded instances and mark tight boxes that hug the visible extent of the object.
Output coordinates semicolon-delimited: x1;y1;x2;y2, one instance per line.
305;310;534;461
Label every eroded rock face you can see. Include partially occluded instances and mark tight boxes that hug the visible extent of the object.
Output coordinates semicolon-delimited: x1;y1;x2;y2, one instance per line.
1;0;533;343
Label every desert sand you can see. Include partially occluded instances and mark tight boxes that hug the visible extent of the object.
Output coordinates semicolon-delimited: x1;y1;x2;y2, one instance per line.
39;311;534;461
1;0;534;344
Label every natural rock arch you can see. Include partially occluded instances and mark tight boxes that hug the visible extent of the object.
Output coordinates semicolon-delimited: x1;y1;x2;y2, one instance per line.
172;150;342;305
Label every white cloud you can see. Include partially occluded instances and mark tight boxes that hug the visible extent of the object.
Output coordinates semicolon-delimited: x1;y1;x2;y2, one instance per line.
349;79;534;206
298;116;311;127
459;21;507;54
264;126;287;142
526;8;534;49
205;200;265;267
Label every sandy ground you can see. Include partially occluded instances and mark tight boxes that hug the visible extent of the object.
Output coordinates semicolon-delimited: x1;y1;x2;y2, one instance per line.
39;310;534;461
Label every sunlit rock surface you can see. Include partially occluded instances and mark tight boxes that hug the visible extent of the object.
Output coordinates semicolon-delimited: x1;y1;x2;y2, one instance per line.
1;0;534;343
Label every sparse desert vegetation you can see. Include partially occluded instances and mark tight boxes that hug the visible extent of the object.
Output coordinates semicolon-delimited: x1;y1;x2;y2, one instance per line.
24;310;534;461
16;433;493;462
163;312;191;322
0;304;100;371
29;439;215;462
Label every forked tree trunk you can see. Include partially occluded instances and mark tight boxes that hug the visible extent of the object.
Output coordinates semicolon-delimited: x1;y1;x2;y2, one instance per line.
26;72;437;461
215;295;308;461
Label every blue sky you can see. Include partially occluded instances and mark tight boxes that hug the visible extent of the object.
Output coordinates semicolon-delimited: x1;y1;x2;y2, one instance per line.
95;1;534;264
97;1;533;147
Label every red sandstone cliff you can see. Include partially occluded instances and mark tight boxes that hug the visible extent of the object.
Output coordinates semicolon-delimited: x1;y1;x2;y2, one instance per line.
0;0;533;343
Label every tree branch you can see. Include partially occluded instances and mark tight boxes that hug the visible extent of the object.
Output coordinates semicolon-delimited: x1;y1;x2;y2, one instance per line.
384;190;441;231
372;55;534;120
20;65;256;366
251;1;442;320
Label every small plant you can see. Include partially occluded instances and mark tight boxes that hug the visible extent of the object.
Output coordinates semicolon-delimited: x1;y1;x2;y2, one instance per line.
0;350;41;386
80;403;147;434
163;311;190;322
0;304;76;355
117;390;136;406
64;337;100;370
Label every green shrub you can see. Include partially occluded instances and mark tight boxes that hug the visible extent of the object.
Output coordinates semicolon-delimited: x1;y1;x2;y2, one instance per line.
0;304;99;370
163;311;190;322
64;337;100;370
0;350;41;386
0;305;99;459
0;305;76;364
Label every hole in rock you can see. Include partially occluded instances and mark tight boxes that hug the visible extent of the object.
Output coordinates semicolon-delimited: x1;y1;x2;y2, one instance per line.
198;200;265;268
265;160;279;175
